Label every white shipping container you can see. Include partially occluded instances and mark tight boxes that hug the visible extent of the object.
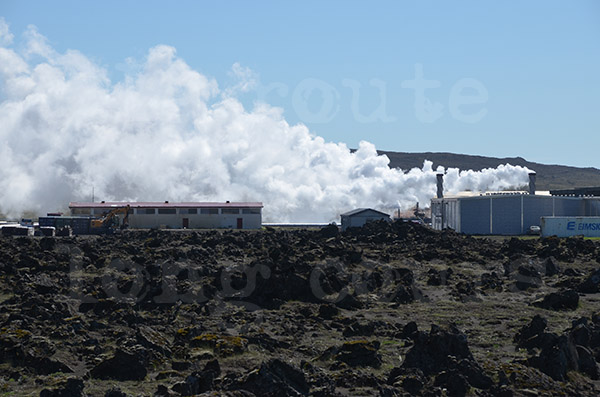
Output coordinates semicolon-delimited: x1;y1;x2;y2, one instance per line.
541;217;600;237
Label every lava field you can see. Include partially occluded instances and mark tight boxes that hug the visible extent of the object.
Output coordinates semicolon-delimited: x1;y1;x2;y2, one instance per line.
0;221;600;396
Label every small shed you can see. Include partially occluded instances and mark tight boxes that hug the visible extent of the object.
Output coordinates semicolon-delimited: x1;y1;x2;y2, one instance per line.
340;208;391;231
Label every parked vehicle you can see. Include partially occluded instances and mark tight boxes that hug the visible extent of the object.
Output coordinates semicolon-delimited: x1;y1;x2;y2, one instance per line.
90;205;130;233
528;225;541;235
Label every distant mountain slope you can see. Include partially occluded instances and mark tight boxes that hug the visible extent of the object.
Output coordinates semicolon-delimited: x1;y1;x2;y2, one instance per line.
377;151;600;191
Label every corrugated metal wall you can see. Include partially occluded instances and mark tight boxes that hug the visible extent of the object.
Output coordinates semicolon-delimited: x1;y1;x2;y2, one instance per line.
583;198;600;216
431;200;443;230
491;196;522;235
460;198;491;235
433;195;599;235
555;198;585;217
522;196;554;231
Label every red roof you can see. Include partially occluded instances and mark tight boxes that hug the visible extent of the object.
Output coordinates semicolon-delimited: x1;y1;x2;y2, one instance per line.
69;201;263;209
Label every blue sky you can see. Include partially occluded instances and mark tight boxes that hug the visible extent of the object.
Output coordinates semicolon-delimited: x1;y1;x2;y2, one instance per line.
2;0;599;168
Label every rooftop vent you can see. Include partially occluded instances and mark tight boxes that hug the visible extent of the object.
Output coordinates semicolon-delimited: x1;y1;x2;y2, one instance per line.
529;173;536;195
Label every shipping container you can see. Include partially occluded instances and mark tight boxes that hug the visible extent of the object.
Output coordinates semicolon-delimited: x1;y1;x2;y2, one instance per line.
541;216;600;237
39;216;93;235
1;225;33;236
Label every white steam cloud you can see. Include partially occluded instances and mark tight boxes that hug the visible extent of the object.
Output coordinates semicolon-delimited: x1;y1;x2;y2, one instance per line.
0;21;532;222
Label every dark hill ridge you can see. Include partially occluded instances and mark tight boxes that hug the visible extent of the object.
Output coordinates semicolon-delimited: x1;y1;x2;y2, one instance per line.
377;151;600;191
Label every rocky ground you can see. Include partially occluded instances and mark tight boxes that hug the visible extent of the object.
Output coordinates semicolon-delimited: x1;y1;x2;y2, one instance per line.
0;221;599;396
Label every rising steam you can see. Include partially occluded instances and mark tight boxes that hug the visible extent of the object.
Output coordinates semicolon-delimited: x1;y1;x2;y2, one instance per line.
0;20;532;222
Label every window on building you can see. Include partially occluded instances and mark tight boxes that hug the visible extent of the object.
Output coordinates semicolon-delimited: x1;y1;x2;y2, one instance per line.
201;208;219;215
138;208;155;215
242;208;261;214
180;208;198;214
158;208;177;215
221;208;240;214
71;208;91;215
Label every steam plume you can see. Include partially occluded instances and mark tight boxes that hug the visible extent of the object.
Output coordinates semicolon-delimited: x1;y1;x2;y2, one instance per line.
0;21;532;222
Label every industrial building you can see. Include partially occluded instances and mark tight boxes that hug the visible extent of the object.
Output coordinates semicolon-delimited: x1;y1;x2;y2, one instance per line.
69;201;263;230
431;173;600;235
341;208;391;231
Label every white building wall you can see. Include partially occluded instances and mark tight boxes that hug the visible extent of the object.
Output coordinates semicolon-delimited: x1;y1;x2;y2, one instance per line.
72;206;262;230
127;212;261;229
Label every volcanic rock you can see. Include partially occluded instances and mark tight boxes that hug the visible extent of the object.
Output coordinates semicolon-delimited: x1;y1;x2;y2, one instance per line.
317;303;339;320
427;268;452;286
334;290;363;310
514;315;551;350
388;284;416;304
518;314;600;381
571;321;591;347
578;268;600;293
318;223;339;238
400;324;493;391
515;265;542;290
153;385;171;396
39;378;85;397
401;374;424;395
342;320;375;337
532;289;579;311
171;373;213;395
527;334;579;381
234;358;309;396
576;345;600;380
400;321;418;340
544;257;560;276
171;359;220;395
387;366;425;391
434;370;469;397
335;340;381;368
403;324;471;374
136;325;172;358
104;388;128;397
90;348;147;381
39;237;56;251
458;358;493;389
480;272;502;290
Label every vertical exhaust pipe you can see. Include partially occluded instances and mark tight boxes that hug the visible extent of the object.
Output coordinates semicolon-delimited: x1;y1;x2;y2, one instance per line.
528;172;536;195
436;173;444;199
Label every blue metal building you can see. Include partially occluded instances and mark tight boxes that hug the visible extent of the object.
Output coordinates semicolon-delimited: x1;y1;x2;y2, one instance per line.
431;173;600;235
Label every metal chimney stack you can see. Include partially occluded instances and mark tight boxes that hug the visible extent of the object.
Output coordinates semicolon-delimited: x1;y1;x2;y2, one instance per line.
436;173;444;199
528;172;536;195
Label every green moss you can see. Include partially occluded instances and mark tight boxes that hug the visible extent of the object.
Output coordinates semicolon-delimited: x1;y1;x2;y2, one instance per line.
0;328;31;339
344;340;370;345
190;333;247;356
176;327;191;336
13;329;30;339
